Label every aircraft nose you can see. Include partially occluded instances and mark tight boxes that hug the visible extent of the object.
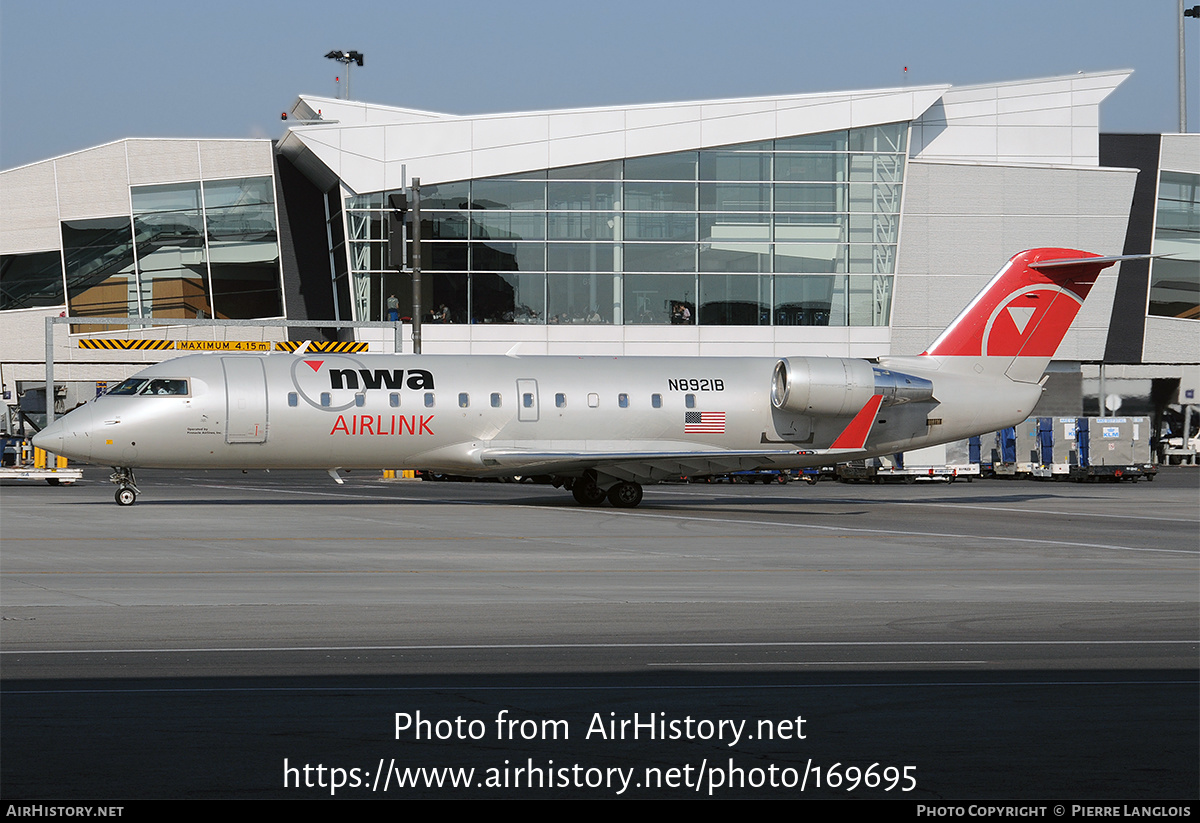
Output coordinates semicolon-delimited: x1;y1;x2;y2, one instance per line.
32;405;93;462
31;420;64;454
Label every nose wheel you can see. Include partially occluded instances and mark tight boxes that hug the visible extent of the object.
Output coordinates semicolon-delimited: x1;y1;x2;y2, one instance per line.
109;467;140;506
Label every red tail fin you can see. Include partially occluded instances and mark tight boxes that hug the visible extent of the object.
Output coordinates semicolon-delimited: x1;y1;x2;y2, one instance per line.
923;248;1117;359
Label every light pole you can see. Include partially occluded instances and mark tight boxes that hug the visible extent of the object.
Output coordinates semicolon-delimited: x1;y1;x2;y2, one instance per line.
324;50;364;100
1183;4;1199;132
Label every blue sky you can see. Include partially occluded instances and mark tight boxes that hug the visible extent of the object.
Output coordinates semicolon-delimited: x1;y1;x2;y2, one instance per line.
1;0;1197;169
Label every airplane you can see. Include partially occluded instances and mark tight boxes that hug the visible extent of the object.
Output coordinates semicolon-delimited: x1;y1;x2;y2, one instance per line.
34;248;1137;508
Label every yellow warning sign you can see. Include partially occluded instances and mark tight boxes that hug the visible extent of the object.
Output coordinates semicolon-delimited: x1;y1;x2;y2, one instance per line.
174;341;272;352
77;340;272;351
76;339;369;352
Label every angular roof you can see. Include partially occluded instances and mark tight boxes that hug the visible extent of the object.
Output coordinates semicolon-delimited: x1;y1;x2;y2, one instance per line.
278;83;951;193
279;70;1131;193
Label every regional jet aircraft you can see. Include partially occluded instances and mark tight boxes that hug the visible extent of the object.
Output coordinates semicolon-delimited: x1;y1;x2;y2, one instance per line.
35;248;1133;507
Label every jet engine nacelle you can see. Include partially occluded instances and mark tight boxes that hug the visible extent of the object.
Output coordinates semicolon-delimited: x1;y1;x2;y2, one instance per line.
771;358;934;417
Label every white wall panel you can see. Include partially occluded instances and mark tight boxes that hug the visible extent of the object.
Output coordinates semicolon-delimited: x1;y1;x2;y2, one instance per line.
471;142;552;181
624;104;702;130
700;110;775;148
1159;134;1200;172
55;143;129;218
198;140;273;179
0;161;60;253
624;121;703;159
548;109;626;140
547;131;627;170
892;160;1135;357
775;99;853;136
472;114;550;150
1143;317;1200;362
127;140;201;184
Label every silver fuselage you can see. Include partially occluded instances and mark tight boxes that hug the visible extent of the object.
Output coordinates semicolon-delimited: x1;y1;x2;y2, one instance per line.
37;351;1041;478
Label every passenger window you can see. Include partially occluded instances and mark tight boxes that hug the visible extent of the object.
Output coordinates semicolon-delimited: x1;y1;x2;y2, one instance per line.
424;392;435;408
686;394;696;409
355;394;365;408
556;393;566;408
618;393;629;408
320;392;331;407
390;393;400;408
288;392;298;407
491;393;501;408
652;393;662;409
523;393;534;408
459;392;470;408
588;393;599;408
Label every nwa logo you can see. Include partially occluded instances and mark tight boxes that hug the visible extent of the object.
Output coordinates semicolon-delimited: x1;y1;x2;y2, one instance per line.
328;366;434;391
289;356;435;413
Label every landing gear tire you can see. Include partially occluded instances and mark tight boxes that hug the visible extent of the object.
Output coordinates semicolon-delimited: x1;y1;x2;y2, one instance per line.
115;487;137;506
607;481;644;508
571;481;607;506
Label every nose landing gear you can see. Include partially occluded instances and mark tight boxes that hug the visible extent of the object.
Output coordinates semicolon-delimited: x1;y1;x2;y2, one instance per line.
110;467;140;506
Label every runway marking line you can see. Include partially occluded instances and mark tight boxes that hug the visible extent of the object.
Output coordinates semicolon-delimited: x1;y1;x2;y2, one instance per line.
3;639;1195;655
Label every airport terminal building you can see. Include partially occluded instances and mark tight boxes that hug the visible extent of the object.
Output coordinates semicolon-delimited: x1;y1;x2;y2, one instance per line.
1;70;1196;420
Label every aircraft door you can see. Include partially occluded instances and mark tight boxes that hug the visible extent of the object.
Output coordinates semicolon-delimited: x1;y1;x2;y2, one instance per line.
223;357;269;443
516;379;539;422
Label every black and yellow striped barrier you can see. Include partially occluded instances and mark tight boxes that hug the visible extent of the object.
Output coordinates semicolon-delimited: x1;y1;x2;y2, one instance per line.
76;340;368;352
77;339;174;350
274;341;369;353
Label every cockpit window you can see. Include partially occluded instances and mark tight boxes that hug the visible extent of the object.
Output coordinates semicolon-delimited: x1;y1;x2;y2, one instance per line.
108;379;148;396
108;378;188;396
141;381;189;395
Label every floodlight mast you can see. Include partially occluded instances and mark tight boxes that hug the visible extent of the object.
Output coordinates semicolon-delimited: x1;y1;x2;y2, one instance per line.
324;50;364;100
1183;4;1200;132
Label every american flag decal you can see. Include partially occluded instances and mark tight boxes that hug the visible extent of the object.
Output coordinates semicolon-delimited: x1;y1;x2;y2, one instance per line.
684;411;726;434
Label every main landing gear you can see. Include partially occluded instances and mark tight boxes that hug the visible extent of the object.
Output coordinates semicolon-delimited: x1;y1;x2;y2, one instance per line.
110;467;140;506
570;477;644;508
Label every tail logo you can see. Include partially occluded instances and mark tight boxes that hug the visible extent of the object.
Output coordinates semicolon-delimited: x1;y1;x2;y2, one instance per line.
981;284;1083;358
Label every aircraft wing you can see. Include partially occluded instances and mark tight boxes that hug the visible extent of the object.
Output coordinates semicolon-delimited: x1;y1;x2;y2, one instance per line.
475;394;883;482
476;446;815;483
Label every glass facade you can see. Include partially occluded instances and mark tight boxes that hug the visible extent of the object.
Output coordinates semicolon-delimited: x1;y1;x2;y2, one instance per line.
343;124;907;326
1148;171;1199;320
0;175;284;328
0;250;66;311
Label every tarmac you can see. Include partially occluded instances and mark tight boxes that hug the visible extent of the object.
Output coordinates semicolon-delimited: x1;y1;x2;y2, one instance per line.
2;467;1197;799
